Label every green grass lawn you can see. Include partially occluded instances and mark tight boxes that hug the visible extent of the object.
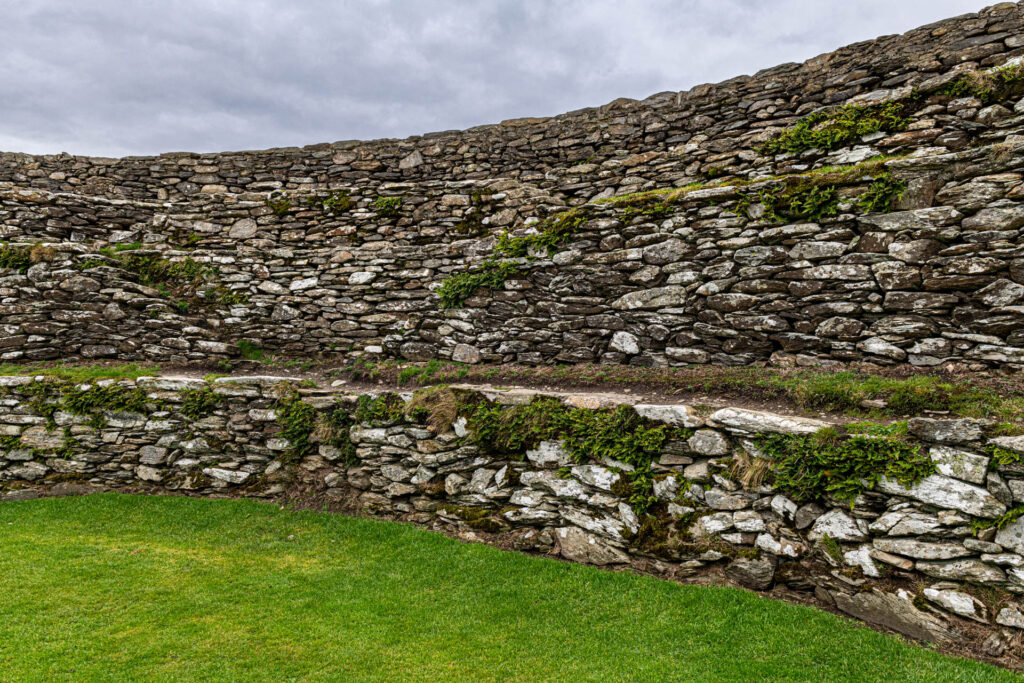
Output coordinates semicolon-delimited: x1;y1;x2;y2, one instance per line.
0;495;1014;682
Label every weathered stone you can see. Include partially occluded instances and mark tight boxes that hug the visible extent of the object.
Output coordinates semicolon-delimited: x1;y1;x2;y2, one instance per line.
928;446;988;485
609;331;640;355
872;538;973;560
634;404;703;428
687;429;730;456
557;526;629;565
876;474;1006;519
709;408;826;435
809;509;868;542
995;517;1024;555
724;555;777;590
451;344;482;364
611;286;687;310
996;606;1024;629
917;559;1006;583
907;418;984;445
228;218;257;239
202;467;250;484
525;440;571;467
833;589;955;643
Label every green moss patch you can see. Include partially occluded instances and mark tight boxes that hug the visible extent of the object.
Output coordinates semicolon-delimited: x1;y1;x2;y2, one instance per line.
759;100;913;156
755;426;934;504
464;396;691;515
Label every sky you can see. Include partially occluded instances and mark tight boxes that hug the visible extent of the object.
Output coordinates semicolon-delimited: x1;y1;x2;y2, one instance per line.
0;0;992;157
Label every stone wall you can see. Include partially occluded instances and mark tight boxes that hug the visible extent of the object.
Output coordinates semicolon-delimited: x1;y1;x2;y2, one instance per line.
4;131;1024;368
1;374;1023;654
1;3;1022;203
0;5;1024;369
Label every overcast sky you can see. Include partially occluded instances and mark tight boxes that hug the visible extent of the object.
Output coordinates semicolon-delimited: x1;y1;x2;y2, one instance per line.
0;0;990;158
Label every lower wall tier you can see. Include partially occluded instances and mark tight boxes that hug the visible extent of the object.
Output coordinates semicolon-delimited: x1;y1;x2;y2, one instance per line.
1;374;1023;658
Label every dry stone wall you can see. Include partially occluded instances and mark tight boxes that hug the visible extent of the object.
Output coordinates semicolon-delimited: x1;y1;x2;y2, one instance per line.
4;139;1024;368
1;374;1023;654
0;4;1024;368
1;3;1023;203
0;5;1024;370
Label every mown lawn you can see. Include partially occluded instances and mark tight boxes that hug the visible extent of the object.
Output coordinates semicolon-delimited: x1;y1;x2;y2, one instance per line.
0;494;1013;682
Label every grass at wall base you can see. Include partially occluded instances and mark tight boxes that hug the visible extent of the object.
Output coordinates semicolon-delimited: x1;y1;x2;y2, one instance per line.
0;494;1015;682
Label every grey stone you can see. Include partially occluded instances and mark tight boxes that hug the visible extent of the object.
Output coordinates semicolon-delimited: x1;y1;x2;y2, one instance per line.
995;517;1024;555
872;538;974;560
451;344;482;364
876;474;1006;518
916;559;1006;583
907;418;984;445
709;408;826;435
687;429;730;456
724;555;777;590
809;509;868;542
557;526;629;565
928;446;989;485
833;589;955;643
611;286;688;310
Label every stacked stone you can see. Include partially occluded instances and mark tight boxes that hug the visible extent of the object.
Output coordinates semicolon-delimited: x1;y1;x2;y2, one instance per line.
2;123;1024;368
0;4;1021;203
0;5;1023;368
1;377;1023;646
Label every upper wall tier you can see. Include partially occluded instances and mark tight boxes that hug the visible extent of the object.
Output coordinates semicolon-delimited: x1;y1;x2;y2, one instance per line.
1;3;1024;370
1;3;1023;203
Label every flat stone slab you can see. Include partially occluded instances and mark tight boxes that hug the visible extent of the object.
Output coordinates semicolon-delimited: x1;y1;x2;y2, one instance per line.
876;474;1006;518
708;407;827;435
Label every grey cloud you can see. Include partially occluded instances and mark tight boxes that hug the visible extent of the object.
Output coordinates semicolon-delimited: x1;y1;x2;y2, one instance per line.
0;0;989;156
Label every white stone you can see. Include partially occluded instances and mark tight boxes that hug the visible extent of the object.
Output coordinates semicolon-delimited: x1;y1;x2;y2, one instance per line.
611;286;688;310
137;377;208;391
289;277;318;291
572;464;618;491
929;446;988;485
202;467;250;484
923;588;987;623
694;512;734;536
916;559;1005;583
872;538;973;560
844;544;881;577
709;407;827;435
809;509;868;542
525;440;571;467
509;489;545;507
351;427;388;443
995;517;1024;555
770;495;798;521
755;533;803;558
990;435;1024;455
561;506;625;538
618;502;639;534
348;271;377;285
687;429;730;455
609;331;640;355
732;510;765;532
634;404;703;427
652;475;680;500
996;606;1024;629
857;337;906;360
876;474;1006;519
520;471;617;508
136;465;163;482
